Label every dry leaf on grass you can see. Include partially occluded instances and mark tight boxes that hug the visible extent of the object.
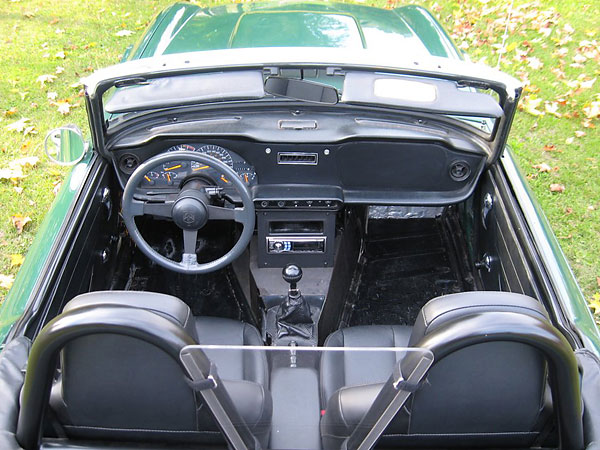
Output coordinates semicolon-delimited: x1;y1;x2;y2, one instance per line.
10;215;32;234
0;274;15;290
550;183;565;193
5;118;36;135
533;163;553;173
9;254;24;267
36;74;56;87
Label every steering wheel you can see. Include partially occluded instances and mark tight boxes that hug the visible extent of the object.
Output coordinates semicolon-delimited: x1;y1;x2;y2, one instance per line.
122;151;255;274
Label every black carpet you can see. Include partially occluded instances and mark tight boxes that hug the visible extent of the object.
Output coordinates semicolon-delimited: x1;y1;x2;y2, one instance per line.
347;218;465;327
124;221;248;321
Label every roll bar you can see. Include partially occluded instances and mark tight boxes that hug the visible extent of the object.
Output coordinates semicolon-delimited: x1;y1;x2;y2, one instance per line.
17;306;584;450
398;311;584;450
16;305;196;450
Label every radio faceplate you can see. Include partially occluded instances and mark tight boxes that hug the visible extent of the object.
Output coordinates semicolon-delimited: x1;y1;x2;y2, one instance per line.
267;236;326;254
257;210;336;267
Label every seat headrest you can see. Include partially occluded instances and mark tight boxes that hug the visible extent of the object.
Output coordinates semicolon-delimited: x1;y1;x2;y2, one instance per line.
64;291;196;340
409;291;549;347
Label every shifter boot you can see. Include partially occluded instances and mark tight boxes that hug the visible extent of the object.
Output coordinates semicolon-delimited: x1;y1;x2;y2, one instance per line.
276;292;313;339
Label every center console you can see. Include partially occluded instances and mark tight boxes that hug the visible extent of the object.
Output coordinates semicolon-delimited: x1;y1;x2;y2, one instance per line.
254;186;343;268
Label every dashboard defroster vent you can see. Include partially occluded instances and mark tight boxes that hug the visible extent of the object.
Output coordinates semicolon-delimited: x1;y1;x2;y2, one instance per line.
277;152;318;165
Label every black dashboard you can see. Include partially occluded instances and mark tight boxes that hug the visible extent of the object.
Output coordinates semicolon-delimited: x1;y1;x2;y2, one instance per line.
112;136;486;268
113;137;486;206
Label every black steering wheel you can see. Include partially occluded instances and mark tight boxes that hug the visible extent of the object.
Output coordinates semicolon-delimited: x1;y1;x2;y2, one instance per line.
121;151;255;274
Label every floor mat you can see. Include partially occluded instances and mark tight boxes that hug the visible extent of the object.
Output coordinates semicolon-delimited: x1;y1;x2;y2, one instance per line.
346;218;467;327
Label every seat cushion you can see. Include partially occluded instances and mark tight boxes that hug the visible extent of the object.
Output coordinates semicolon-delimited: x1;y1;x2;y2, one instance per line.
320;325;411;403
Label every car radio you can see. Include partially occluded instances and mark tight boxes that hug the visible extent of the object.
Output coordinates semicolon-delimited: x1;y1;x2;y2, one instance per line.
267;236;326;254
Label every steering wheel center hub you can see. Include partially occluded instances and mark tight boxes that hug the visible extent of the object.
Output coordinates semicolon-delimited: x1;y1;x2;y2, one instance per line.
172;196;209;230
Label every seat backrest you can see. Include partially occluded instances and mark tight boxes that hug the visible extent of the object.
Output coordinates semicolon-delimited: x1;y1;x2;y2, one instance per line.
400;291;550;448
49;291;221;444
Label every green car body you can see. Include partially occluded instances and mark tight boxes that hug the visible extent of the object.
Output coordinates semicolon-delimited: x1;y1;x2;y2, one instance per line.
1;0;598;359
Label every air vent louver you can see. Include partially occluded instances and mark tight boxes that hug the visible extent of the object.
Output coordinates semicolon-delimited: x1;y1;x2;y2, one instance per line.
277;152;318;165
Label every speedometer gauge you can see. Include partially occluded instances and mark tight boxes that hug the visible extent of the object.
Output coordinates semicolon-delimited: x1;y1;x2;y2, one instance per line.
198;144;233;168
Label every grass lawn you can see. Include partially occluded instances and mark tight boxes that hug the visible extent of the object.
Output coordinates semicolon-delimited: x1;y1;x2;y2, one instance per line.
0;0;598;321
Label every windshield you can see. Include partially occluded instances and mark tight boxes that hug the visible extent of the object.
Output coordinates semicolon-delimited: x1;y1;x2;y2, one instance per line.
179;345;433;450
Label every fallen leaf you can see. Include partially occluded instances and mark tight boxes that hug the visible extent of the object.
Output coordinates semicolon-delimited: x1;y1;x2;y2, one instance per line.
55;51;66;59
544;102;562;117
0;274;15;290
56;100;71;115
588;205;596;211
565;207;573;215
533;163;553;172
521;95;545;116
36;74;57;87
0;166;24;182
550;183;565;193
527;56;544;70
14;156;39;168
14;186;23;194
583;101;600;119
565;137;575;144
590;293;600;315
5;118;31;133
543;144;562;152
10;214;31;233
115;30;133;37
9;254;24;267
575;130;586;137
580;78;596;89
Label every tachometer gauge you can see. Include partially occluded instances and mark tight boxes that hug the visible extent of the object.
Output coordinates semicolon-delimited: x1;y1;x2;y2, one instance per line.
168;144;197;152
198;144;233;168
164;144;196;170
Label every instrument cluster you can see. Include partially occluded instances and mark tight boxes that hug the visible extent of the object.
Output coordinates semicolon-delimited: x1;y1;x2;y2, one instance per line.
141;143;257;189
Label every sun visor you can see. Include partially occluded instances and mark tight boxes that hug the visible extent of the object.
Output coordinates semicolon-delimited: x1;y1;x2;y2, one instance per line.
104;70;265;114
342;72;503;118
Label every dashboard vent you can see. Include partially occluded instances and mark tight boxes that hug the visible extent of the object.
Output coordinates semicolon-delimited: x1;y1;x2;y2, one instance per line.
277;152;318;165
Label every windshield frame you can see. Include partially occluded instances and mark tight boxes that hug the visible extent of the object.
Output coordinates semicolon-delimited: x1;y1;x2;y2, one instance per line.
84;47;522;165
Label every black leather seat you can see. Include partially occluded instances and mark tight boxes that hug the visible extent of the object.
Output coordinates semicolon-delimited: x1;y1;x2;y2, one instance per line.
321;292;552;449
49;291;271;446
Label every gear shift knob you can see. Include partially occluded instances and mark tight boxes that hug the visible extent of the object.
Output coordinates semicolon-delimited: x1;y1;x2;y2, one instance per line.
282;264;302;289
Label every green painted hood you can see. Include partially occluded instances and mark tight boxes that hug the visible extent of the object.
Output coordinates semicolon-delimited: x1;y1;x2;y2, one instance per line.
126;2;461;61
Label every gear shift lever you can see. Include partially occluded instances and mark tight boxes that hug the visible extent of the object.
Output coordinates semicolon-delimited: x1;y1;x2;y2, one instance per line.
282;263;303;292
276;264;313;339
